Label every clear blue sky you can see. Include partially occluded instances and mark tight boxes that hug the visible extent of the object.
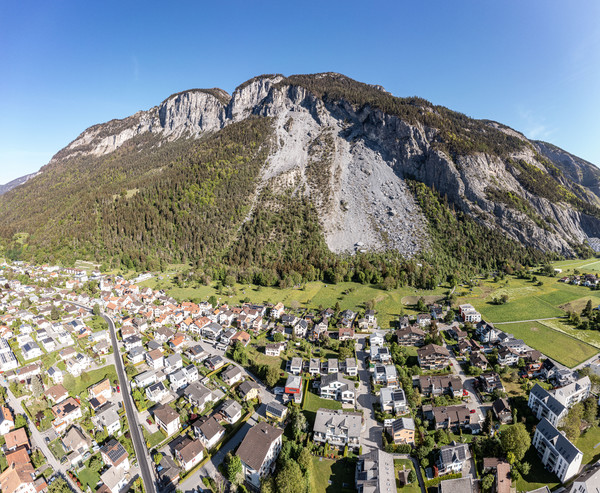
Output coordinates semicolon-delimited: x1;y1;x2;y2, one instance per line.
1;0;599;184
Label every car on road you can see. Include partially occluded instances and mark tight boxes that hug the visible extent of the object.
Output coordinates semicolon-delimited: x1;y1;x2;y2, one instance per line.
45;437;50;444
116;385;120;393
469;409;476;414
60;457;67;465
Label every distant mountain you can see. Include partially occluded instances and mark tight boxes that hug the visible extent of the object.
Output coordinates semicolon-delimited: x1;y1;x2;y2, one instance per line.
0;172;36;196
0;73;598;284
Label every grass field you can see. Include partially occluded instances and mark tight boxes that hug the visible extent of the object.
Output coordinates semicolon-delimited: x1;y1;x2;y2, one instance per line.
64;365;118;397
77;458;101;491
516;448;559;491
140;277;450;329
48;439;66;460
303;389;343;427
394;459;420;492
576;426;600;465
310;457;356;493
540;318;600;349
494;321;597;367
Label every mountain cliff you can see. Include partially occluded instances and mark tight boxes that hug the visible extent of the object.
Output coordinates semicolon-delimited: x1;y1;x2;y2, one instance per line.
0;172;36;196
0;73;598;282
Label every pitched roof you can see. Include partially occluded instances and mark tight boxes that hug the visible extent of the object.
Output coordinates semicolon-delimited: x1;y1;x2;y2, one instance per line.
0;463;35;493
313;409;362;439
535;418;582;463
100;438;129;467
236;422;283;471
4;446;29;467
154;404;180;425
195;416;225;441
174;437;204;463
5;428;29;450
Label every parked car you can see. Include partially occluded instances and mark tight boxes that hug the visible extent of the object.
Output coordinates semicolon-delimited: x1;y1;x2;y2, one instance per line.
147;418;153;425
469;409;476;414
116;385;120;393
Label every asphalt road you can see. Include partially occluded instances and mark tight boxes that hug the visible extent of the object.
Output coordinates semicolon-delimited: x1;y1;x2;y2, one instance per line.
102;312;158;493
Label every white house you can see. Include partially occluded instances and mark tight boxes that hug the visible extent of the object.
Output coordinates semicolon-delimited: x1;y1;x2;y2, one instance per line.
532;418;583;483
237;422;283;489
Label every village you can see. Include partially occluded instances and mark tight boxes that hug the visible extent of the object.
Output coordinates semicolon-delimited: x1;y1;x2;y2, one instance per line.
0;261;600;493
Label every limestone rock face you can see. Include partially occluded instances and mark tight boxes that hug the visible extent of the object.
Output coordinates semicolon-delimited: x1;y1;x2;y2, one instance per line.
25;73;600;257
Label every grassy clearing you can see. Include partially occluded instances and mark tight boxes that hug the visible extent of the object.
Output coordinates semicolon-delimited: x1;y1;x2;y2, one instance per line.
552;258;600;273
48;439;66;460
394;459;420;492
495;322;597;367
310;457;356;493
303;389;342;428
540;318;600;349
77;462;101;491
576;425;600;465
63;365;118;397
140;278;449;329
516;448;559;491
143;428;167;450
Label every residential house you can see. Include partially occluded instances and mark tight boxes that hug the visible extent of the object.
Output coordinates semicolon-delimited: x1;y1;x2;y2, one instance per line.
554;377;591;408
101;438;130;471
265;343;284;357
478;373;504;394
327;358;339;374
265;401;288;422
205;355;225;371
390;417;415;445
532;418;583;483
309;358;321;376
45;384;69;404
153;404;181;436
134;370;157;388
492;398;512;424
313;409;362;450
123;335;143;351
93;403;121;435
184;382;215;409
566;463;600;493
164;353;183;374
320;373;355;404
437;441;472;474
88;378;112;407
62;426;91;467
355;449;396;493
289;357;303;375
476;321;500;343
237;381;260;402
174;436;204;472
194;416;225;449
145;349;164;370
52;397;82;434
4;428;29;451
338;327;354;341
127;347;145;364
429;405;471;431
374;365;398;388
417;344;450;370
21;342;42;361
395;326;425;347
528;384;567;427
284;374;302;396
469;351;489;371
497;347;520;366
219;399;242;424
379;387;407;415
459;304;482;323
237;422;283;489
418;375;463;398
345;358;358;376
222;365;244;386
0;407;13;434
416;313;432;327
0;463;37;493
370;345;391;364
146;382;169;403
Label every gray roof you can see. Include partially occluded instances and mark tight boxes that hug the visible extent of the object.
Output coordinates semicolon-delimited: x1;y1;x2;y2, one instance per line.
439;441;471;468
194;416;224;441
392;417;415;432
236;422;283;471
313;409;362;439
220;399;242;418
321;372;352;388
355;449;396;493
165;353;182;366
439;478;476;493
265;400;287;418
535;418;582;463
184;381;213;404
530;384;566;417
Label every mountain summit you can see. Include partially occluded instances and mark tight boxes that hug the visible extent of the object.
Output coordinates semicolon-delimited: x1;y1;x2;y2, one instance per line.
1;73;599;279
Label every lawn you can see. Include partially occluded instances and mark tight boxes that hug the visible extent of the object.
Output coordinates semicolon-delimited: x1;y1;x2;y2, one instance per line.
540;318;600;349
77;462;101;491
516;448;559;491
143;428;167;450
552;258;600;273
394;459;420;492
490;321;597;367
303;390;343;413
575;425;600;465
63;365;118;397
310;457;356;493
48;439;66;461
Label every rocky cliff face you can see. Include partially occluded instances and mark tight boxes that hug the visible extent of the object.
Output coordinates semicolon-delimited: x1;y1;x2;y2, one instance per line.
17;73;600;258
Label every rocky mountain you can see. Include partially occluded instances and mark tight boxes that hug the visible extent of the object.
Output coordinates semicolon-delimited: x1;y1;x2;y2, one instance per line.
0;172;36;196
0;73;598;279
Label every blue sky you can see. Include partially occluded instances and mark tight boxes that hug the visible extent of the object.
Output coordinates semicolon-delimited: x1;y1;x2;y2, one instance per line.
1;0;599;184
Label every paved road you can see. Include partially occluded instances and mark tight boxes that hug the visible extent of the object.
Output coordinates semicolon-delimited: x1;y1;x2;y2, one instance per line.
102;312;158;493
69;301;157;493
3;387;83;492
355;336;382;452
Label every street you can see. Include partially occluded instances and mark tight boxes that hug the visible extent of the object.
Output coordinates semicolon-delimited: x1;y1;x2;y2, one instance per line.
355;336;382;452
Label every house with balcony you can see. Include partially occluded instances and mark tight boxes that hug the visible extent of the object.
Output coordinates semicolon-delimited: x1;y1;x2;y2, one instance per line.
320;373;355;404
237;422;283;489
532;418;583;483
313;409;362;450
417;344;450;370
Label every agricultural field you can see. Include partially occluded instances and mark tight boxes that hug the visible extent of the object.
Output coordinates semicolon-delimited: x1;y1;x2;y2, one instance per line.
494;321;597;367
